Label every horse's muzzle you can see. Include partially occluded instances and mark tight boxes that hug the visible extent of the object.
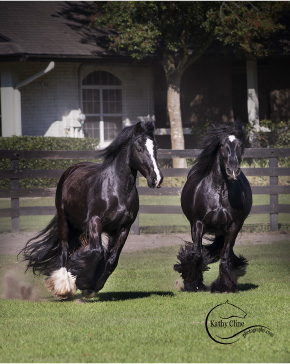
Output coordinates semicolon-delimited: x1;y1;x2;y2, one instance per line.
226;167;241;181
147;172;163;188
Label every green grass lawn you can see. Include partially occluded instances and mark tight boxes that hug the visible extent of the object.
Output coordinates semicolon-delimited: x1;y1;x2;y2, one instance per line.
0;242;289;362
0;195;289;233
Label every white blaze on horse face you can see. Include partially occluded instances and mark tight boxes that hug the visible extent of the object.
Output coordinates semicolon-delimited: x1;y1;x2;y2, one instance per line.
145;138;162;186
228;135;236;142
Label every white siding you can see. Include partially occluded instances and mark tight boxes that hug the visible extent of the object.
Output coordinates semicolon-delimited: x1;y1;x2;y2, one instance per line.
15;61;154;136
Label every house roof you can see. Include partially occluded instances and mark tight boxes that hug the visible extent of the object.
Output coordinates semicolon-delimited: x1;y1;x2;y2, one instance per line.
0;1;127;61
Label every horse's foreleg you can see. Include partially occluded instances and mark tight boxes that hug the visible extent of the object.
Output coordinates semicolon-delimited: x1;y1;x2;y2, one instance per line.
211;225;247;293
174;221;208;292
68;216;104;297
94;228;130;293
45;207;76;299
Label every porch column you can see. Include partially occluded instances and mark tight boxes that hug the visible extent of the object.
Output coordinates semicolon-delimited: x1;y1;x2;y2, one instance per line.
246;59;259;128
1;65;22;136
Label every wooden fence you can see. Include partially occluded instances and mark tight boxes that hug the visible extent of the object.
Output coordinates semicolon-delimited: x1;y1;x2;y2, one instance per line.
0;148;289;234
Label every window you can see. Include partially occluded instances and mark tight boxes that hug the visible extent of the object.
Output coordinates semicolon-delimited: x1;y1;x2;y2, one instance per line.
82;71;122;144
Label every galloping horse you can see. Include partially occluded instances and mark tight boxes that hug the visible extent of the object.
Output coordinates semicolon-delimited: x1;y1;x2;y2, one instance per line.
174;121;252;293
21;121;163;299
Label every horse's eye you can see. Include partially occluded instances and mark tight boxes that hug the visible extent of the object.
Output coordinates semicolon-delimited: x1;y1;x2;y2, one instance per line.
137;148;142;153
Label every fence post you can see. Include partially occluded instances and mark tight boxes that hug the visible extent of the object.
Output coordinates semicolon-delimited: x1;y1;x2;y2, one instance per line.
131;176;140;235
269;157;278;231
11;154;20;233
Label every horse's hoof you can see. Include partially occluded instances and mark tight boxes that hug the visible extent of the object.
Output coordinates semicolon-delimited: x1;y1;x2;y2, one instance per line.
175;279;184;291
82;290;96;299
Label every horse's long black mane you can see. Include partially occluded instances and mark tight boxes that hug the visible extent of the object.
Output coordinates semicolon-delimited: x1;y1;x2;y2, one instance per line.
95;121;155;169
188;120;246;178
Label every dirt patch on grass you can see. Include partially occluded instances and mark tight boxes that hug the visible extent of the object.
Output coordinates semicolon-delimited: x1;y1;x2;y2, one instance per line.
0;231;289;256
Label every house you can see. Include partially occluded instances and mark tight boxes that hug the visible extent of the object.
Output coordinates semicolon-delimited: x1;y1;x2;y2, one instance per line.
0;1;155;147
1;1;289;148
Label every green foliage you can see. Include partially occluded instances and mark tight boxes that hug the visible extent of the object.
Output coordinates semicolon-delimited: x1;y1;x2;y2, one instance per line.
92;2;211;61
247;119;290;148
0;136;99;151
92;2;288;61
204;2;288;57
0;136;99;189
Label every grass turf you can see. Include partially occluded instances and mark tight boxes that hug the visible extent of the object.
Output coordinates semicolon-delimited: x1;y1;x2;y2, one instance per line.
0;242;289;362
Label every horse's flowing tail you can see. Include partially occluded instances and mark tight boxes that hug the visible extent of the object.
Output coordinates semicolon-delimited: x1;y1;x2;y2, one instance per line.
20;215;62;276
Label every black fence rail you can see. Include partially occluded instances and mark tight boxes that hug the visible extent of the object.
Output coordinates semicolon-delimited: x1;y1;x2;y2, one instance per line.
0;148;289;234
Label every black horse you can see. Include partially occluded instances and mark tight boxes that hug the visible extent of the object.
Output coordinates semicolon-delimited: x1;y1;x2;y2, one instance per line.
174;121;252;293
21;121;163;299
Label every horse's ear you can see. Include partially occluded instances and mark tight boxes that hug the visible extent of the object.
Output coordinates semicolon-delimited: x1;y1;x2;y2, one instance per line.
134;121;155;136
144;120;155;134
134;122;144;136
234;119;244;133
234;119;246;142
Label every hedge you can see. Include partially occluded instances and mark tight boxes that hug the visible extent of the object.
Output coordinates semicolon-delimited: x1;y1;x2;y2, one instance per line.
0;136;99;189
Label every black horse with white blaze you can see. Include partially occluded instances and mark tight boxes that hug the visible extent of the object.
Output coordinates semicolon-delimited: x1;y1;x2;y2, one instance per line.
21;121;163;299
174;121;252;293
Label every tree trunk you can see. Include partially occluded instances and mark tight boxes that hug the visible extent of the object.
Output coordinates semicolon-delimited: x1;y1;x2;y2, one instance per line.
166;71;187;168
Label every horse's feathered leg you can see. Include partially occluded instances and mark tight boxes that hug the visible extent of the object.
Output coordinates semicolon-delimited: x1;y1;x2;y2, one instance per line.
68;216;104;297
174;221;209;291
211;225;248;293
44;206;76;299
94;227;130;293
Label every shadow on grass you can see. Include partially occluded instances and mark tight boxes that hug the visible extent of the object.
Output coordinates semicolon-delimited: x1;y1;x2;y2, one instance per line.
72;291;174;302
237;283;259;291
97;291;175;302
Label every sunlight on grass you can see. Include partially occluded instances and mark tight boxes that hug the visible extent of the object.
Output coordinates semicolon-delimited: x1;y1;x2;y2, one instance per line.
0;242;289;363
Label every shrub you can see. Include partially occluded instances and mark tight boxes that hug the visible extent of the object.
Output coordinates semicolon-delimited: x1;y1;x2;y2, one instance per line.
247;119;290;148
0;136;99;188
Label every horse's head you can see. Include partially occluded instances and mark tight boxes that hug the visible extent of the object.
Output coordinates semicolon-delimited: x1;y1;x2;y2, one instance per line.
219;121;245;182
130;121;163;188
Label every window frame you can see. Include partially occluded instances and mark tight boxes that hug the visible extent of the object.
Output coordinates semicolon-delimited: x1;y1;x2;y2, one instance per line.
81;71;123;145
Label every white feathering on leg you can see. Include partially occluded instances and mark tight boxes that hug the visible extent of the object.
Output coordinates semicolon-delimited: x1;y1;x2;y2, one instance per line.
45;267;77;298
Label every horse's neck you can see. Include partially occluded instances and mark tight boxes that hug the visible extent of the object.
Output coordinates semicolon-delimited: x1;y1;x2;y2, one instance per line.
208;153;226;189
108;150;137;192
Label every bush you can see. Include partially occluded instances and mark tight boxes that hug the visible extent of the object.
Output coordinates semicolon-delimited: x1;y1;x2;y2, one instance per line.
0;136;99;189
247;119;290;148
0;136;99;151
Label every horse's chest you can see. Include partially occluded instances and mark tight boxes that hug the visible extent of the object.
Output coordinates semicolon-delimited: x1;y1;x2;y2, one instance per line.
202;189;233;229
102;192;139;231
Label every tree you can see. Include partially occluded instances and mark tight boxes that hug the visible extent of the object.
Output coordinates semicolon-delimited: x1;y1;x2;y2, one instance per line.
91;1;288;167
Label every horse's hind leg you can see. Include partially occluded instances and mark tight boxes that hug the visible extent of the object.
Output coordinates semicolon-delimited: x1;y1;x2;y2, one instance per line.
68;216;104;298
45;207;77;299
174;221;208;292
211;226;248;293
